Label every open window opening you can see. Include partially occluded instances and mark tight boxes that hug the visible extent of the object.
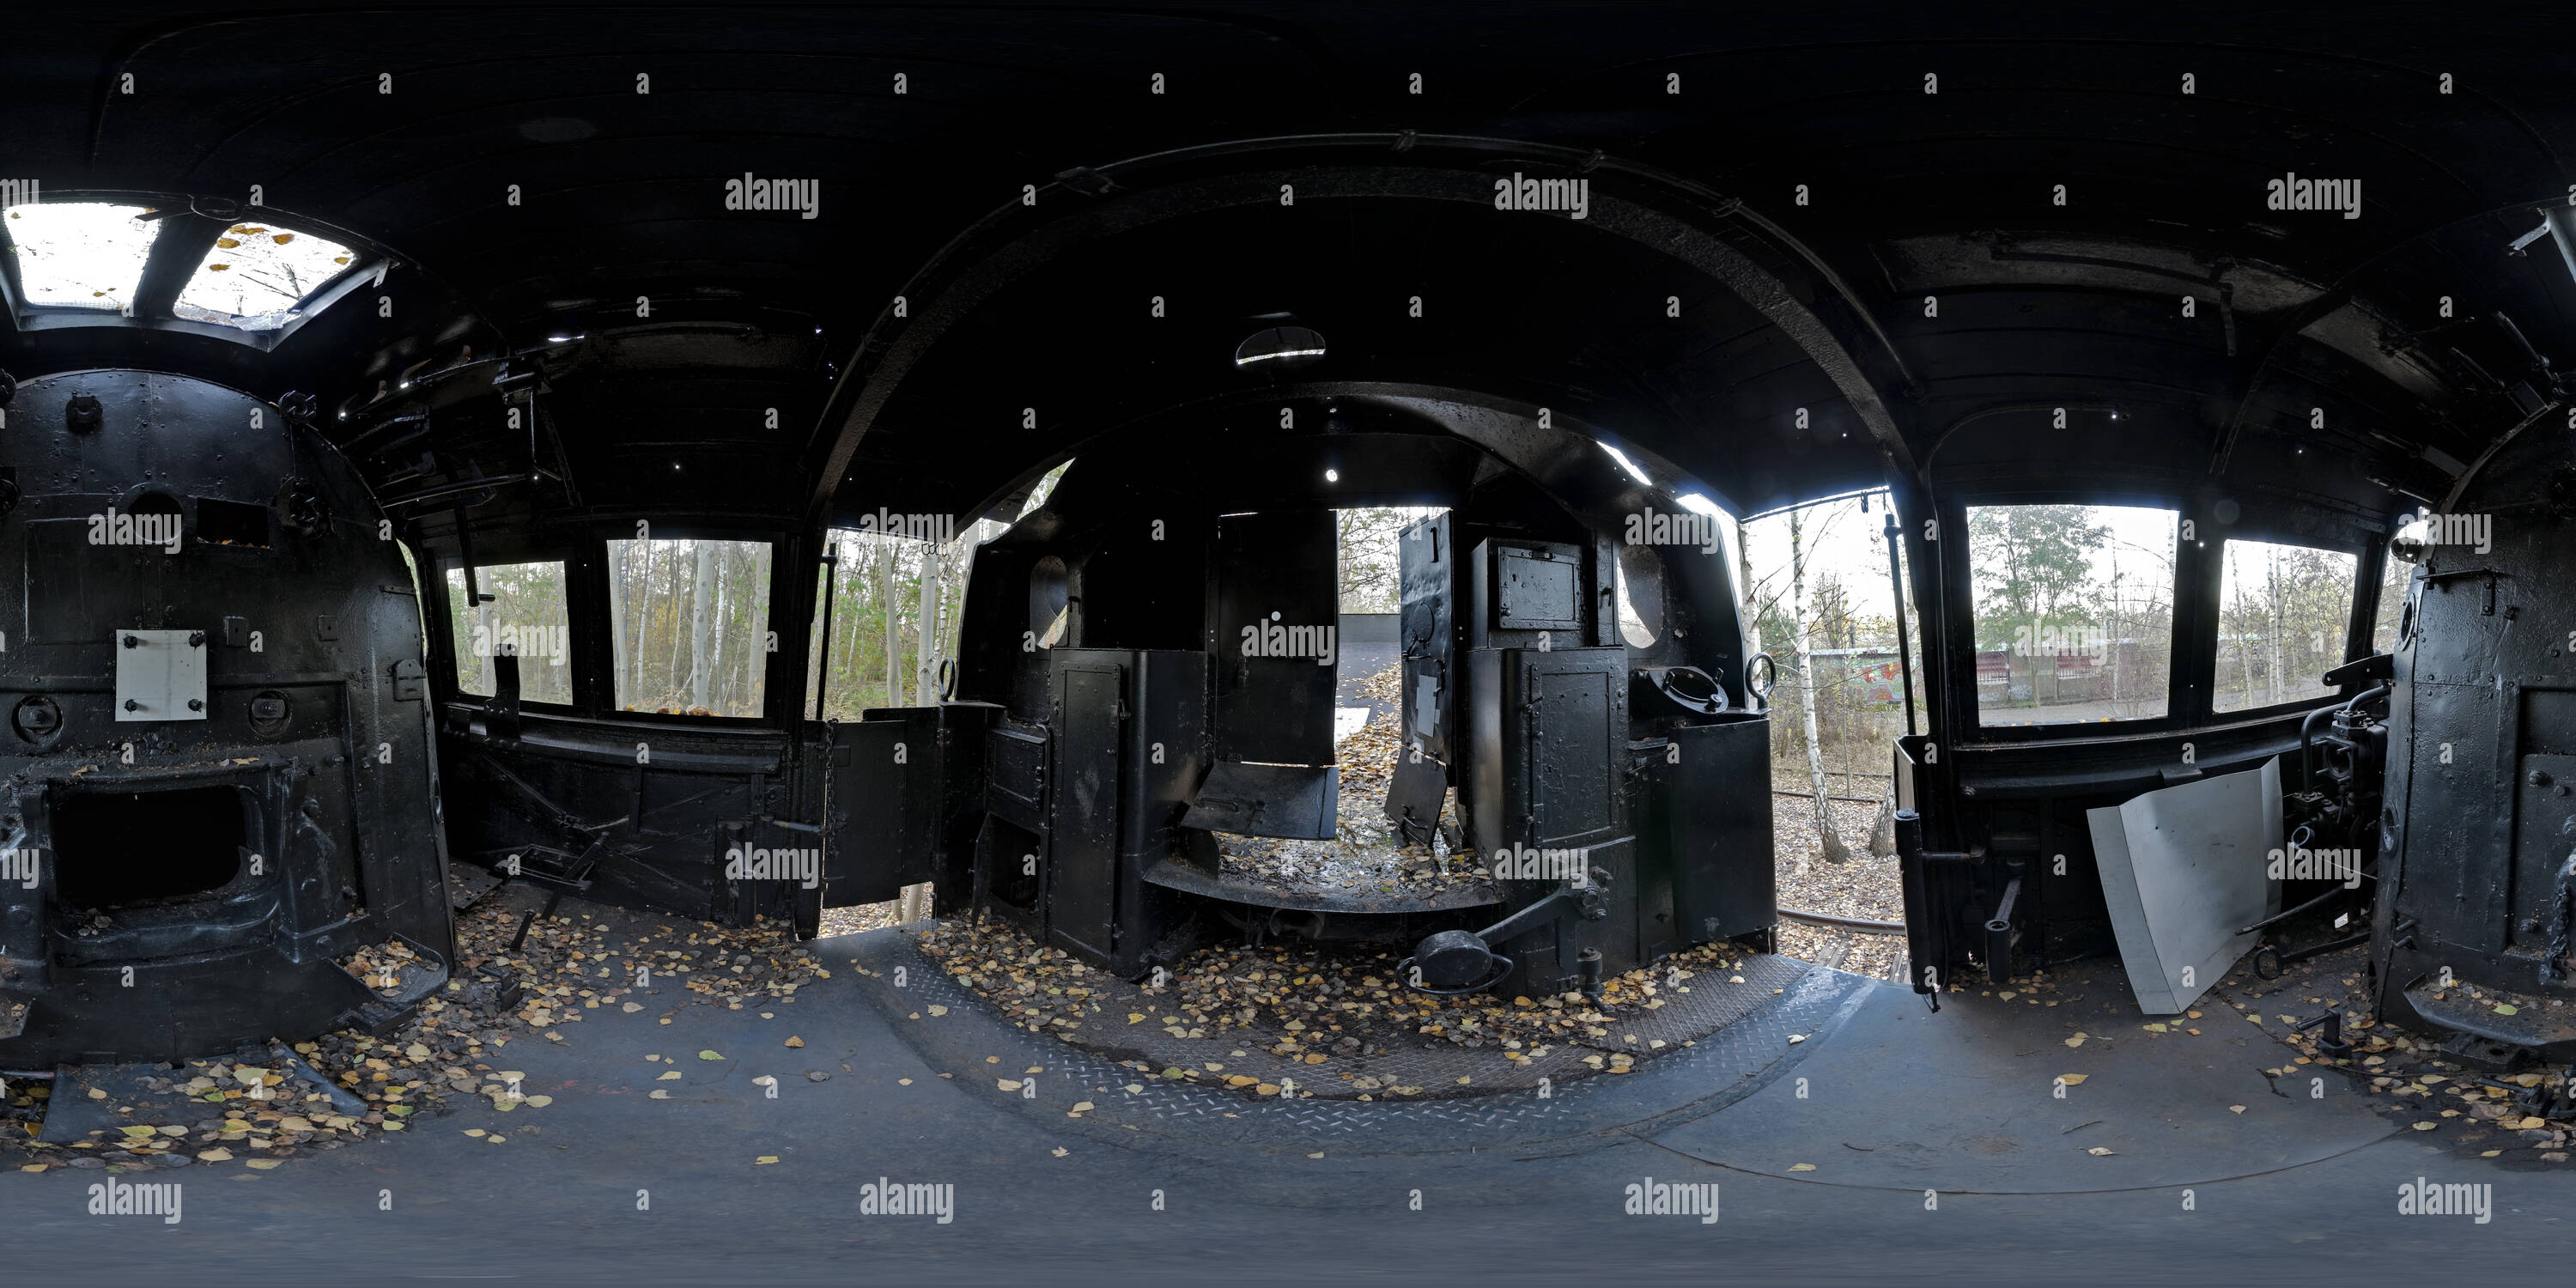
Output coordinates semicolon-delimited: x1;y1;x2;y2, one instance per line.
1968;503;2177;726
2213;538;2358;714
809;520;991;723
3;201;162;311
445;559;575;703
2372;544;2411;656
173;222;357;331
606;538;772;717
2;200;362;332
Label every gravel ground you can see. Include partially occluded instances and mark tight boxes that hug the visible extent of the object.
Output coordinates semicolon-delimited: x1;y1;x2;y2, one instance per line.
1773;791;1906;979
1212;663;1495;906
1212;704;1494;904
820;899;905;938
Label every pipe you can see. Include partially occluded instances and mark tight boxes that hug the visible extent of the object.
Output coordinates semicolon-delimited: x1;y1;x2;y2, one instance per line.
2301;683;2388;791
1893;809;1986;864
1777;907;1907;935
812;544;841;720
1893;807;1986;997
1984;873;2023;984
2297;703;2336;793
1883;509;1918;737
2239;872;2374;936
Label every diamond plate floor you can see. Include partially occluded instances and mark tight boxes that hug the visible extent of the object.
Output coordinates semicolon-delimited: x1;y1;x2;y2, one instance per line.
856;928;1864;1157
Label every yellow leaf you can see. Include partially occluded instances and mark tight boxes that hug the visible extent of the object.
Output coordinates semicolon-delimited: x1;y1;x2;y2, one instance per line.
1051;1147;1068;1157
196;1148;233;1163
1070;1102;1095;1112
699;1050;725;1060
1127;1013;1145;1024
216;238;240;249
2057;1073;2088;1085
2063;1034;2087;1048
2413;1121;2439;1131
657;1072;682;1081
245;1159;283;1170
997;1079;1024;1091
756;1156;779;1164
784;1036;805;1048
2086;1146;2115;1156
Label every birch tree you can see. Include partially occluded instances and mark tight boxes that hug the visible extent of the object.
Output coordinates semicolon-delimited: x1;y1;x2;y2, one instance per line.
1789;507;1850;865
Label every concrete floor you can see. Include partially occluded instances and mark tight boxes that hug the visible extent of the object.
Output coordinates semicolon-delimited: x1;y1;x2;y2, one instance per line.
5;915;2563;1285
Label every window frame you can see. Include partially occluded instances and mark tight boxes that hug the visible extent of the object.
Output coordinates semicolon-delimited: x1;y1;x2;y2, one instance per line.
0;191;375;351
597;526;789;727
1950;493;2194;740
1938;485;2387;747
437;555;583;712
2207;534;2366;720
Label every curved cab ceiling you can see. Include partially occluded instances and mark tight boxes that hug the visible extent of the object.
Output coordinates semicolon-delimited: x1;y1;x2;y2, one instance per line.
1;8;2571;533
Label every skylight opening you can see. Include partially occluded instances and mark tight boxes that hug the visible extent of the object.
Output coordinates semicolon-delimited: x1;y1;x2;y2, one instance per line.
173;222;357;331
3;202;162;310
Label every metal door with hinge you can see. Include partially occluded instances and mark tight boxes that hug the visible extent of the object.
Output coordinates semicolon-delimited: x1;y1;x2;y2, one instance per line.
817;710;940;920
1047;656;1126;961
1209;510;1337;766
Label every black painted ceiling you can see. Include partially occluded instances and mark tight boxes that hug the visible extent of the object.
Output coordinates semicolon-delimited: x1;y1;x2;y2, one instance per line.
3;3;2573;539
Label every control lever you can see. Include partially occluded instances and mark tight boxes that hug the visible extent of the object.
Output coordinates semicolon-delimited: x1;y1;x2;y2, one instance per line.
2294;1008;2355;1063
1399;872;1611;996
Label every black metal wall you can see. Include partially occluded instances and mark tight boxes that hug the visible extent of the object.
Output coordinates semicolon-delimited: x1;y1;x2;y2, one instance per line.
0;369;451;1066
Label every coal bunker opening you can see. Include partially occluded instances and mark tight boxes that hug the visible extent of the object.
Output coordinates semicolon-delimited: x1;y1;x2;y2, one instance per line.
53;786;248;908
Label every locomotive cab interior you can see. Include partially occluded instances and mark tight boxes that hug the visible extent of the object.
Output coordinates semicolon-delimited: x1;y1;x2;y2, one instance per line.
3;6;2573;1280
